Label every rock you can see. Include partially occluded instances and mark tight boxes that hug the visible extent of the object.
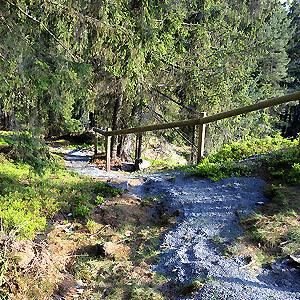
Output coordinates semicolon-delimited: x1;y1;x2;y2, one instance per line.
125;230;133;237
136;159;151;170
58;272;78;298
111;166;121;171
121;163;135;172
10;240;35;268
106;181;129;190
99;242;130;260
288;255;300;268
120;160;151;172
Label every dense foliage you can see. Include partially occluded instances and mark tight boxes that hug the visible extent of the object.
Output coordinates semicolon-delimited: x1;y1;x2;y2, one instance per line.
0;0;299;155
192;136;300;182
0;153;122;238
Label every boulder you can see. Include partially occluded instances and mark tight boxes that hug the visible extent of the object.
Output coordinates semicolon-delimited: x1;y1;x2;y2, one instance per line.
121;163;135;172
99;242;130;260
137;159;151;170
288;255;300;268
10;240;35;268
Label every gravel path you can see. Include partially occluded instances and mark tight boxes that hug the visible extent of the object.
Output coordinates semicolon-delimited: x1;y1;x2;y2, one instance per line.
64;148;300;300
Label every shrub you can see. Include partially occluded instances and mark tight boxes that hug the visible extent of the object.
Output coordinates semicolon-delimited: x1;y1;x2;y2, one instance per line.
192;137;299;182
4;132;60;175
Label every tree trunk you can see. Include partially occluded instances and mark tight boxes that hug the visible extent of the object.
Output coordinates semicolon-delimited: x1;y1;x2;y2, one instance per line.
119;134;133;162
111;80;123;160
89;112;95;129
134;133;142;170
1;112;10;131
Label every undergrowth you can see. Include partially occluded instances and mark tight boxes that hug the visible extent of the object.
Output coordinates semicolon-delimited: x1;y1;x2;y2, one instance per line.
0;154;122;239
191;136;300;265
192;136;300;183
0;131;59;175
240;184;300;262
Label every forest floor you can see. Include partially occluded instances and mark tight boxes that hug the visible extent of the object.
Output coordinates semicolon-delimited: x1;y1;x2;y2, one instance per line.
47;146;300;300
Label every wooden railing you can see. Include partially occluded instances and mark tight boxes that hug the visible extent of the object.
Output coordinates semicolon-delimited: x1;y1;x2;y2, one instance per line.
94;91;300;171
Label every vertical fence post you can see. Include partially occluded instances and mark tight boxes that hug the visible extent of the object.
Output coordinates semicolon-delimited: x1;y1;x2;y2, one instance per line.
106;128;112;172
94;133;98;155
197;112;207;165
135;133;142;170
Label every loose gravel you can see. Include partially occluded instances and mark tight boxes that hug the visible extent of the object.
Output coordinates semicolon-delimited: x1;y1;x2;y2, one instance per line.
64;148;300;300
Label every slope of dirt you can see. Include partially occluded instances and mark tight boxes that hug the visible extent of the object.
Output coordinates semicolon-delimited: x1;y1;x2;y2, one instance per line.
58;148;300;300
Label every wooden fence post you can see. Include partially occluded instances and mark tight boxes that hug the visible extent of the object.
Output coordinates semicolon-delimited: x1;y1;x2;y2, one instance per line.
135;133;142;170
106;128;112;172
197;112;207;164
94;133;98;155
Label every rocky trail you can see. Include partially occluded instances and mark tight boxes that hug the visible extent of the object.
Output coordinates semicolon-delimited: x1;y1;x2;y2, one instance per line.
64;148;300;300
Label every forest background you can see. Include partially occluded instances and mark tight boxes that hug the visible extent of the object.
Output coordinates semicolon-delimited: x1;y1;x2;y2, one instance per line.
0;0;300;157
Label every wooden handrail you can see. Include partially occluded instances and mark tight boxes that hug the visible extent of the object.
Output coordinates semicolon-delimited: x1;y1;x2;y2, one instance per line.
94;91;300;137
94;91;300;170
93;128;108;136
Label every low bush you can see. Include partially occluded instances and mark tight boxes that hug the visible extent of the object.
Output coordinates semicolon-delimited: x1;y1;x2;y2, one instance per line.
192;136;300;183
208;136;298;163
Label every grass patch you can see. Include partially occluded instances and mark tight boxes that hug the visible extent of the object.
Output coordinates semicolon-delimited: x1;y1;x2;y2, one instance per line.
73;226;168;299
207;136;298;163
72;206;170;299
240;184;300;262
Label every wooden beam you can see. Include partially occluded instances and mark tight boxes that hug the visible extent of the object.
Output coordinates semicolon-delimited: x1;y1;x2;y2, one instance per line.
95;91;300;137
200;91;300;126
93;127;108;136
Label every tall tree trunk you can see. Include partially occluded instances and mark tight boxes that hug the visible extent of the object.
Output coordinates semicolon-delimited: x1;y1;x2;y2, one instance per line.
117;98;139;159
119;134;133;162
89;112;95;129
111;79;123;160
1;112;10;131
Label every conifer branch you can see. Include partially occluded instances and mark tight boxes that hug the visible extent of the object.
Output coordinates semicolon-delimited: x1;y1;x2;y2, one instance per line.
6;0;81;62
153;88;199;115
46;0;129;34
145;102;197;152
